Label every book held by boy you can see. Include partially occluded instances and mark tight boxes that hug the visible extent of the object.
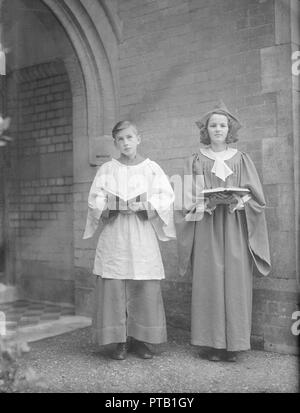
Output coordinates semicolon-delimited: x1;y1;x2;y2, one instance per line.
106;189;148;211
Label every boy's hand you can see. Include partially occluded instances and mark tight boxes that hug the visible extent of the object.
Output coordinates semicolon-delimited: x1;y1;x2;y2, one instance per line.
128;201;144;212
119;209;134;215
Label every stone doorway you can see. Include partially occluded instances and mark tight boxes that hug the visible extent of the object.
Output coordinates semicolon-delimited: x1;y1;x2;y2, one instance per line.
0;0;120;310
1;0;76;303
0;75;14;288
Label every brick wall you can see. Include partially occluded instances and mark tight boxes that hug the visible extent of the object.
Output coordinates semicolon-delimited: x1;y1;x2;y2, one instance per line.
114;0;299;354
118;0;275;172
6;60;74;304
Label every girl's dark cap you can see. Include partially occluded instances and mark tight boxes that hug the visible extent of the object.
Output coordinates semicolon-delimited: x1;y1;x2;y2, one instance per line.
195;100;242;133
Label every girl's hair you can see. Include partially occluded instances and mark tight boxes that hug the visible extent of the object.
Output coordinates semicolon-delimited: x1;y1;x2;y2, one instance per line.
199;111;239;145
112;120;138;140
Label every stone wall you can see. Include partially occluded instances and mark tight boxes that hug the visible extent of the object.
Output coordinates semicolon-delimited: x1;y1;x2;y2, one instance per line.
113;0;299;354
0;76;4;279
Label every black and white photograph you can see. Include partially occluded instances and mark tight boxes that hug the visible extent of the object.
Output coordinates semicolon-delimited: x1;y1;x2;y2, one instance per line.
0;0;299;396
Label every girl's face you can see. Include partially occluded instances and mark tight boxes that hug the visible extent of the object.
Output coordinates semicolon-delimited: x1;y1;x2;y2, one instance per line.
207;114;229;145
114;126;141;158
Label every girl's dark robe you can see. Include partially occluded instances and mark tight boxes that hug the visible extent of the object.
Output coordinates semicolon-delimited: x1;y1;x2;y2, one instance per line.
175;150;271;351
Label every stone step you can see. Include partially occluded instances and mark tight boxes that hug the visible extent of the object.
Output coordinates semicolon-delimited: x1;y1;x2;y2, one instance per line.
3;315;92;343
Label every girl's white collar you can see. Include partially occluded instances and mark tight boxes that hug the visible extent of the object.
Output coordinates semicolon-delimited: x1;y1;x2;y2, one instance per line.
200;147;237;181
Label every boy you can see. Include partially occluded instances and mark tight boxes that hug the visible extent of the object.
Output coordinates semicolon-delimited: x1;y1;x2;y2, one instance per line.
84;120;175;360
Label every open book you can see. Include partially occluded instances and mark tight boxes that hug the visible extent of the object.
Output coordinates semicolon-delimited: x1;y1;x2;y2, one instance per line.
202;187;250;197
106;190;148;211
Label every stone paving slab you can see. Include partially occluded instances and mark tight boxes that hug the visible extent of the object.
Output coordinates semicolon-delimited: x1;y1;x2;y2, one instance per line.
5;316;92;344
0;299;91;343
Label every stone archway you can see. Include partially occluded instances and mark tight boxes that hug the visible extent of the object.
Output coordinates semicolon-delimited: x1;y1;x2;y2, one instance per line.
37;0;122;311
0;0;121;306
2;0;121;173
41;0;121;171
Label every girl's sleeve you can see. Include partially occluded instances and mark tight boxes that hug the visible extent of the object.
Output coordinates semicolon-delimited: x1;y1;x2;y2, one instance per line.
147;161;176;241
83;165;108;239
174;155;198;276
240;152;271;276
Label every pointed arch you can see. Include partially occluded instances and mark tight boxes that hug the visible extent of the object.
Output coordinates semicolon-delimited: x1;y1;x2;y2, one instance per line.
41;0;121;167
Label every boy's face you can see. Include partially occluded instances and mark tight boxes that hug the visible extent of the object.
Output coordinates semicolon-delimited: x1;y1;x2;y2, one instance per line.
114;126;141;157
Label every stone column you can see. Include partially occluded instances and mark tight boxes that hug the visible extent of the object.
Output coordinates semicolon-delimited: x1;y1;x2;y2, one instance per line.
257;0;300;354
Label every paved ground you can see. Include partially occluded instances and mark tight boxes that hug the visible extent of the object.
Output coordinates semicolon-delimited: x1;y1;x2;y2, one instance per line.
17;325;299;393
0;299;91;343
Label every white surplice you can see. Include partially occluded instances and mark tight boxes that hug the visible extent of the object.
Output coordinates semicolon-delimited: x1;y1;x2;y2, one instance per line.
83;158;175;280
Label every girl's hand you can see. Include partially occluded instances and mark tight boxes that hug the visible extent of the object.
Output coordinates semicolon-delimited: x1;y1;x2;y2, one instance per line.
214;193;235;204
205;193;235;211
206;195;228;208
205;196;217;209
228;194;244;213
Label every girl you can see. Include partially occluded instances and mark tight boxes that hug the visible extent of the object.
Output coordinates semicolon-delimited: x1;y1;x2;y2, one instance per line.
83;120;175;360
175;101;271;362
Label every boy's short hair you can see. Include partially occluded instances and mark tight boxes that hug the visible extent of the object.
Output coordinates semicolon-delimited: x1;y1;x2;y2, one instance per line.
112;120;138;140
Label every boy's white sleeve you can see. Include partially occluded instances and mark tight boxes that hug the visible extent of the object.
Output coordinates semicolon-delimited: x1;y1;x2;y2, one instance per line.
148;162;176;240
83;166;108;239
87;168;108;213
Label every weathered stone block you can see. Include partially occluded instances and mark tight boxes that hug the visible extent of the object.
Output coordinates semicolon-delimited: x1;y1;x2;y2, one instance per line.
262;137;294;184
261;44;292;93
20;275;75;305
269;230;296;278
75;287;94;317
275;0;292;44
264;324;299;354
276;90;293;136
